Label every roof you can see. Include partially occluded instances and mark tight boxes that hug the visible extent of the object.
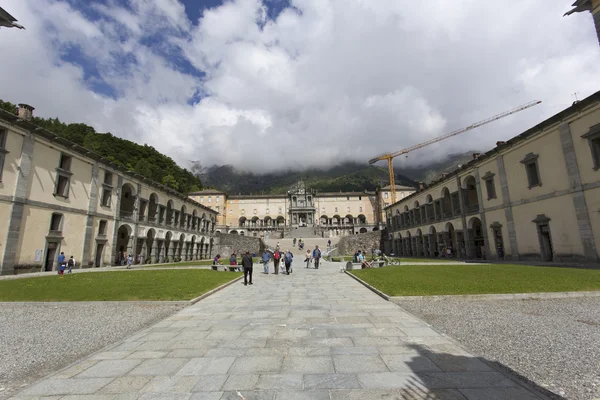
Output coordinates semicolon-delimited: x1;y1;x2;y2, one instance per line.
381;185;417;191
0;6;17;23
229;194;287;199
564;0;592;16
317;191;376;197
384;89;600;211
188;189;225;195
0;109;217;215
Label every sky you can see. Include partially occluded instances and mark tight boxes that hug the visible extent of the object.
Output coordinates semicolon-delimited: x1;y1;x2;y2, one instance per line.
1;0;599;173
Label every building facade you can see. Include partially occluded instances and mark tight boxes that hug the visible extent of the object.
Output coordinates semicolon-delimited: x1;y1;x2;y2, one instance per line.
385;90;600;265
189;183;416;239
0;106;218;275
565;0;600;45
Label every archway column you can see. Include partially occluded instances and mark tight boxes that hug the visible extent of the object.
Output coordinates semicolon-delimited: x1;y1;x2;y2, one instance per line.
152;240;160;264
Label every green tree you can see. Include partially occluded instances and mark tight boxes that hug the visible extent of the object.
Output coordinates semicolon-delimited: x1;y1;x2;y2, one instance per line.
161;175;179;190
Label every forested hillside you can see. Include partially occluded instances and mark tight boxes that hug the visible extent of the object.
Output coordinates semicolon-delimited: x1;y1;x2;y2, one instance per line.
0;100;202;194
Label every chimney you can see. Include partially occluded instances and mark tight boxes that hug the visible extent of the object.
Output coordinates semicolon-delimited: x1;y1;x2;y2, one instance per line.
496;141;506;147
418;182;424;190
472;153;481;160
17;104;34;121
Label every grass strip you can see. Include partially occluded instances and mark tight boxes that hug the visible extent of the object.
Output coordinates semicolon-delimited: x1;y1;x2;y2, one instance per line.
351;264;600;296
0;270;242;301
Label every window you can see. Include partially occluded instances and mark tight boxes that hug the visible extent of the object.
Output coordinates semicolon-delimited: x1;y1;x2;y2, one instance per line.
481;171;497;200
520;153;541;188
359;196;362;200
54;153;73;198
98;220;107;236
208;197;212;203
50;213;63;232
216;196;220;202
347;207;350;212
335;207;338;213
104;172;113;185
322;207;325;213
266;208;269;214
0;129;8;182
241;209;245;215
229;209;232;215
215;206;220;213
200;197;203;202
384;192;388;199
101;189;111;207
278;207;282;213
582;123;600;170
346;196;350;200
359;206;363;212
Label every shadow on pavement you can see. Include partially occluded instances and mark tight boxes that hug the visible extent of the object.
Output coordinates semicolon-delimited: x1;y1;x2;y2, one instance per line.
396;344;564;400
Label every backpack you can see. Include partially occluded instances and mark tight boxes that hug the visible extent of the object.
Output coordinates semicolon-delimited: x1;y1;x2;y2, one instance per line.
67;258;74;267
285;253;293;263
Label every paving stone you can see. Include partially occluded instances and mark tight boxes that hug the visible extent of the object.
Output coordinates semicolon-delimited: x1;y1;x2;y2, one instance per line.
380;354;441;373
21;378;115;396
141;376;203;393
53;360;99;379
331;346;378;355
329;389;404;400
333;355;389;373
204;347;249;357
137;393;191;400
254;374;303;390
229;356;283;374
90;352;133;360
303;373;361;389
274;390;331;400
377;346;420;355
356;372;422;389
222;374;260;391
398;388;468;400
60;394;140;400
424;354;494;372
77;360;142;378
129;358;188;376
366;328;407;337
419;372;518;389
188;393;223;400
281;356;334;373
459;387;541;400
99;376;153;393
125;351;168;359
399;327;443;337
220;391;275;400
167;349;209;358
176;357;236;376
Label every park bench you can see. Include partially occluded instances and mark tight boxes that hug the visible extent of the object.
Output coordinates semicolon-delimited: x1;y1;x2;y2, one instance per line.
211;265;240;272
345;259;386;270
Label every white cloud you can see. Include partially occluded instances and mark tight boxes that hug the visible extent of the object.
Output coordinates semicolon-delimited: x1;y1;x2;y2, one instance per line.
0;0;598;174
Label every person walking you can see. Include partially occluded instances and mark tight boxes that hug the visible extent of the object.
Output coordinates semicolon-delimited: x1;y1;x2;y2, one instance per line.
242;251;253;285
261;250;270;274
305;249;311;268
273;249;281;275
57;252;66;278
67;256;75;274
284;249;293;275
312;245;322;269
127;253;133;269
293;238;297;247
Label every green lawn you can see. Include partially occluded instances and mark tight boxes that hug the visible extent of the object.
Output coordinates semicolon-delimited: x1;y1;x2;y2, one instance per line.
333;256;455;263
0;270;242;301
351;264;600;296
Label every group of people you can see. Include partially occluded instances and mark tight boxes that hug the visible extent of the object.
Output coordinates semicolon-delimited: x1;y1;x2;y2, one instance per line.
353;249;373;269
56;252;76;277
261;247;294;275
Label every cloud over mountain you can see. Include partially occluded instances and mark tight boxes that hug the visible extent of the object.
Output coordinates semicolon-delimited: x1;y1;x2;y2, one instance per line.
1;0;598;173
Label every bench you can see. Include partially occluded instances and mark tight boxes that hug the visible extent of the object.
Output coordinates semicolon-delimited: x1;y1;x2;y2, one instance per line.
211;265;241;272
345;260;386;270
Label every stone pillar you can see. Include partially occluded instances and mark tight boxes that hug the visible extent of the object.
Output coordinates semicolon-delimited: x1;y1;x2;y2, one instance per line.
151;241;159;264
126;235;135;256
140;240;147;264
456;175;472;259
497;156;519;260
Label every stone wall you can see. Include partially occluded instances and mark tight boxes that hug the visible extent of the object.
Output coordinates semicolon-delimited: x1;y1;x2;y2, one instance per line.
214;233;267;258
336;231;384;256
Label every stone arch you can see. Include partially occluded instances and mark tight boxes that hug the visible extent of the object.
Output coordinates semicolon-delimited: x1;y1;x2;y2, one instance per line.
404;205;409;212
177;233;185;259
264;216;272;226
360;227;367;233
344;214;353;224
192;209;198;230
320;215;329;225
426;194;433;203
276;216;285;226
441;187;451;216
166;200;174;225
239;216;247;227
414;201;420;208
180;205;187;227
115;224;133;264
468;216;485;259
462;175;479;211
358;214;366;224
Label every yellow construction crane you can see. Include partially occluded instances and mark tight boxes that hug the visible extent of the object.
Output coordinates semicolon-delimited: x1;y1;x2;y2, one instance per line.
369;100;542;204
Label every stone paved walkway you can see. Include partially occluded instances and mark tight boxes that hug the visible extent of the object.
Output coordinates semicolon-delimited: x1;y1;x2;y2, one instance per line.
10;260;548;400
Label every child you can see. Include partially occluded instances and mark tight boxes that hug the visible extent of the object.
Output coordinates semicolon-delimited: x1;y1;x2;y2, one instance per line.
67;256;75;273
127;253;133;269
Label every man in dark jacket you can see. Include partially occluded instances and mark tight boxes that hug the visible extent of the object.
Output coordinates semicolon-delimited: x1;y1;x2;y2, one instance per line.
241;251;253;285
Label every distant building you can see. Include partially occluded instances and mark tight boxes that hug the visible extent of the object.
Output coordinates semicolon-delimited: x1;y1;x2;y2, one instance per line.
0;105;218;275
189;182;417;239
385;90;600;265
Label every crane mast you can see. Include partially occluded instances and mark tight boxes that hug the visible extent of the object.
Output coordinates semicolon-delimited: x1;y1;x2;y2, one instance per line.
370;100;542;204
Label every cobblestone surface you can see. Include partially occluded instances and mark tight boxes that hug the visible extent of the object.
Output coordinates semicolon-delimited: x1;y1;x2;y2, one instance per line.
397;297;600;400
0;302;185;399
6;262;550;400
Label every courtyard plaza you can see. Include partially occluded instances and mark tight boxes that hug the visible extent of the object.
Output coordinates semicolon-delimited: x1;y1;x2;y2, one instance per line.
9;260;550;400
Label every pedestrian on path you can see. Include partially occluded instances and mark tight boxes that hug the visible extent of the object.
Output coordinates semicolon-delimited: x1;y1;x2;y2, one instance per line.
305;249;311;268
127;254;133;269
293;238;297;247
312;245;321;269
67;256;75;273
273;249;281;275
261;250;270;274
242;251;253;285
284;249;293;275
57;252;66;278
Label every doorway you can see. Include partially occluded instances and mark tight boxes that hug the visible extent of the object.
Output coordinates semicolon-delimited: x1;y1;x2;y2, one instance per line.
539;224;554;261
45;242;58;271
95;243;105;267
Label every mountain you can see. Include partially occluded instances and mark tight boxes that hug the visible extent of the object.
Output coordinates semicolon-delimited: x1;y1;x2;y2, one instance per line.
398;151;481;183
192;162;417;194
0;99;202;194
